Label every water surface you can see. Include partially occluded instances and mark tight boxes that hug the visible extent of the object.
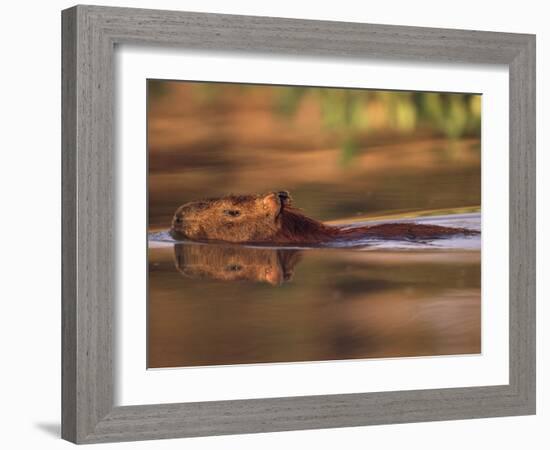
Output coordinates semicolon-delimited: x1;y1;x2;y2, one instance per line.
148;212;481;368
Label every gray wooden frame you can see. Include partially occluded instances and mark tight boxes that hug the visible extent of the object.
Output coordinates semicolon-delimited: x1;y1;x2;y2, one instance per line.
61;4;536;444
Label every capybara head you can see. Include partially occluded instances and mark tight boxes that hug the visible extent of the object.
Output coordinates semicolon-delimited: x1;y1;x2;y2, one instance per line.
170;191;293;243
174;243;301;285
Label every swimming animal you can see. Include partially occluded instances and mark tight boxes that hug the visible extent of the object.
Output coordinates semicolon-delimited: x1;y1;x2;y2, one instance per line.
170;191;479;244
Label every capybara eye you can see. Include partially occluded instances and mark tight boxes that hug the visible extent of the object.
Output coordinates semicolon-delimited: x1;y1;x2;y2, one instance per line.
224;210;241;217
175;216;183;224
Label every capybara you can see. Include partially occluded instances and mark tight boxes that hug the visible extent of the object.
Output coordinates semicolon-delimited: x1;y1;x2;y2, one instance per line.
170;191;479;245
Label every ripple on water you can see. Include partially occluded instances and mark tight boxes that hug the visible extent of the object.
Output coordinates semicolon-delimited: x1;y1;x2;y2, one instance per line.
148;212;481;251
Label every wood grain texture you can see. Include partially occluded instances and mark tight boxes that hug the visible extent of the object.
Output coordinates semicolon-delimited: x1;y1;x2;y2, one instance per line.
61;4;536;444
508;36;536;409
62;5;115;443
61;7;77;443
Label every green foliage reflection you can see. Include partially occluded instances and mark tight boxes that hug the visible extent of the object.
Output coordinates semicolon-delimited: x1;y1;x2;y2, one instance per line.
272;87;481;164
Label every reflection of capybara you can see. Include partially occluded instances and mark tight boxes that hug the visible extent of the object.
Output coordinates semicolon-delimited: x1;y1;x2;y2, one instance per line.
170;191;479;244
174;243;301;285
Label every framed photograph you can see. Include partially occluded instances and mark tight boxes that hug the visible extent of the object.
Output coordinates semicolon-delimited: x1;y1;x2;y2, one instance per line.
62;5;536;444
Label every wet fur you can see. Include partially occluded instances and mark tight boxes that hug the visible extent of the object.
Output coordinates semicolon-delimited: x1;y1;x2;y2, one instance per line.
274;207;477;244
171;192;479;244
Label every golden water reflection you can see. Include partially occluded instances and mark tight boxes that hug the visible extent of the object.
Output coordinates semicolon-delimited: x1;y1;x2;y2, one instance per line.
174;243;301;285
148;243;480;368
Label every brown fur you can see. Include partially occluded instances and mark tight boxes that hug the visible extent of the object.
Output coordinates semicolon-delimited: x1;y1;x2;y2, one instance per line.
170;191;479;244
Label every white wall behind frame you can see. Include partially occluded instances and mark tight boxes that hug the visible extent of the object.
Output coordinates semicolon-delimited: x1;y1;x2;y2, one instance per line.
0;1;546;450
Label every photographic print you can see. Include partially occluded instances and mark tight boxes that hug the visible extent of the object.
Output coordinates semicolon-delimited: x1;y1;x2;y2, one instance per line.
147;80;481;369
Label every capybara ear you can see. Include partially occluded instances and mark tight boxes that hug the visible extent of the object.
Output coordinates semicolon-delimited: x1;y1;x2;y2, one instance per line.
277;191;292;207
262;192;283;216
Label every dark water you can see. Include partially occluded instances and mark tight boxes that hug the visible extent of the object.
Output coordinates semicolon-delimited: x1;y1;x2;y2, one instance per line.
148;213;481;368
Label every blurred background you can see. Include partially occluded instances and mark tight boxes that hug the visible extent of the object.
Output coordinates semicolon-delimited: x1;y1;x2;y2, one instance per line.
147;80;481;230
